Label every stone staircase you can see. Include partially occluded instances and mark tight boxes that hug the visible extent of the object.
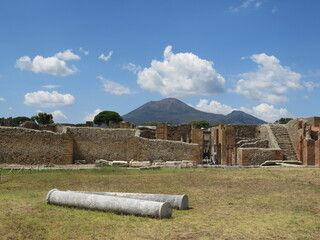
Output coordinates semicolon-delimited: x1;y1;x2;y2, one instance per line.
269;124;297;160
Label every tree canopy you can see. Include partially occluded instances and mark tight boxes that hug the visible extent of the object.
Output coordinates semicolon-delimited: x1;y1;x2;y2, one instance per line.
191;120;210;129
94;111;123;126
31;112;54;125
12;116;31;126
274;118;293;124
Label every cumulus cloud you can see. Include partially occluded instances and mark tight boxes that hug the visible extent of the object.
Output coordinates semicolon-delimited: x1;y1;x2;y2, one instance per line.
24;91;75;108
0;97;4;101
235;53;302;104
84;109;102;121
42;85;61;89
98;76;133;95
99;51;113;62
194;99;233;115
137;45;225;97
191;99;292;123
123;63;141;74
240;104;292;123
51;110;67;121
55;49;80;61
79;47;89;55
16;53;78;77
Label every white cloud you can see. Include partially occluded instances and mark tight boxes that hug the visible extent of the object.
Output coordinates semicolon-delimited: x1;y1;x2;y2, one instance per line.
123;63;141;74
303;81;320;91
24;91;75;108
235;53;302;104
0;97;4;101
230;0;256;13
55;49;80;61
42;85;61;89
191;99;292;123
84;109;102;121
51;110;67;121
240;104;292;123
16;54;77;77
137;45;225;97
99;51;113;62
255;2;262;8
98;76;133;95
194;99;234;115
79;47;89;55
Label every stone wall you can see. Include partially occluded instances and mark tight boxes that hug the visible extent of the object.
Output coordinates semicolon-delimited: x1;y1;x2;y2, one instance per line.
257;125;279;148
69;127;136;163
137;127;156;139
234;125;257;142
287;119;300;152
0;127;72;165
0;127;201;165
127;137;200;162
237;148;283;166
69;127;201;163
156;123;192;142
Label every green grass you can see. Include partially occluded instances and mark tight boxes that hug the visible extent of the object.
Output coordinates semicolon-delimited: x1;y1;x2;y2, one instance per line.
0;167;319;240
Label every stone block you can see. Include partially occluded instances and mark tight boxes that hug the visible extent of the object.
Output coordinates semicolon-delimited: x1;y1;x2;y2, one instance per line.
95;159;112;167
282;160;302;165
112;161;129;167
129;161;151;167
261;160;283;166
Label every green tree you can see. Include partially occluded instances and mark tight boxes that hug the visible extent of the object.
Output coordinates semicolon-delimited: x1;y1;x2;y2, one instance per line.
274;118;293;124
12;116;31;126
31;112;54;125
94;111;123;126
191;120;210;129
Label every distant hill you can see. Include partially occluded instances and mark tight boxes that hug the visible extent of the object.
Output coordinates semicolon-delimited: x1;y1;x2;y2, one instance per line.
122;98;266;125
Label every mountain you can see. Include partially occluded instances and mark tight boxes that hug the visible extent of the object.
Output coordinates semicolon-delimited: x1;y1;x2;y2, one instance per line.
122;98;266;125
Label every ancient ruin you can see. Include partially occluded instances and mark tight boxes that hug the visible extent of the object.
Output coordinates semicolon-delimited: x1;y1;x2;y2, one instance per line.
0;117;319;167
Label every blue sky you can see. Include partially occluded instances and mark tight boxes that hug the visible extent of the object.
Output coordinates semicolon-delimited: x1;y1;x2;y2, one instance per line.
1;0;319;123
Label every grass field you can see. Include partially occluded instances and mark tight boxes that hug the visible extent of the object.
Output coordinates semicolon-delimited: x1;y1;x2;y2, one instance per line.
0;167;319;240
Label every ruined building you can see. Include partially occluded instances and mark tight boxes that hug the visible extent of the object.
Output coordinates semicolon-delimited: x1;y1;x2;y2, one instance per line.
0;117;319;166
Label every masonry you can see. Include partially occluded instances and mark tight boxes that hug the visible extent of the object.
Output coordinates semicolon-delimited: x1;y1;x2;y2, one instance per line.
0;127;73;165
1;117;319;166
0;126;201;165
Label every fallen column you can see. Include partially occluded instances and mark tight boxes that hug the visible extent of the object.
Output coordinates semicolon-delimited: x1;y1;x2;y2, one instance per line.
46;189;172;219
77;191;189;210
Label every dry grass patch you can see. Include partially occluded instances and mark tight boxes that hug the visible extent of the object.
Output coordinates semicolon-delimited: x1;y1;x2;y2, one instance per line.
0;167;319;239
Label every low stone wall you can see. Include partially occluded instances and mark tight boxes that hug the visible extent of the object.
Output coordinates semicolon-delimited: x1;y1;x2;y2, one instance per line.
0;127;201;165
69;127;136;163
129;137;200;162
69;127;201;163
237;148;283;166
0;127;72;165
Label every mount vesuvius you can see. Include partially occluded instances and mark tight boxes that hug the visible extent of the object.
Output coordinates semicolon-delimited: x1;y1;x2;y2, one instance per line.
122;98;266;125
